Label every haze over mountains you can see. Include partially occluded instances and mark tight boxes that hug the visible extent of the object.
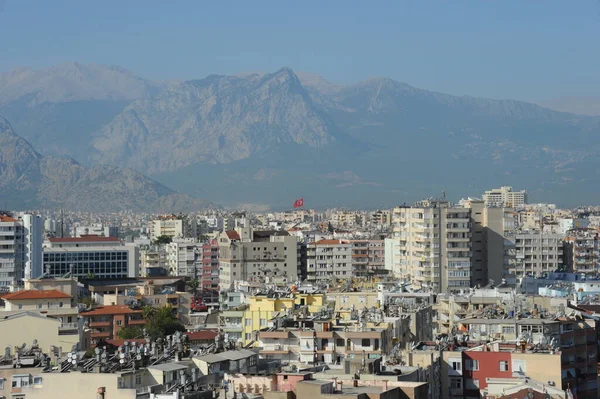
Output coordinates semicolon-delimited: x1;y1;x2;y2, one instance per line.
0;116;217;212
1;62;599;210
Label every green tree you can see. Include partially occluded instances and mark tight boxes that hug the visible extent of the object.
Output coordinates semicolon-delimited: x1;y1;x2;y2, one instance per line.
137;305;185;340
153;235;173;245
117;326;144;339
188;278;200;293
79;296;96;308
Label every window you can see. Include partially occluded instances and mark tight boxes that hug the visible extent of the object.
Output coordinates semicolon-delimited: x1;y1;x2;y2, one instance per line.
59;302;63;308
245;319;252;326
502;326;515;334
361;338;370;347
499;361;509;371
451;360;461;371
116;320;122;326
0;379;3;389
512;359;526;374
135;374;142;385
450;377;462;389
18;304;22;310
38;303;42;309
465;359;479;371
260;318;267;327
336;338;345;347
245;333;252;341
33;376;43;385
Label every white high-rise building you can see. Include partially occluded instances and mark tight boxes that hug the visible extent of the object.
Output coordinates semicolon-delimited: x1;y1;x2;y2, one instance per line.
482;186;527;208
20;214;43;279
0;214;44;289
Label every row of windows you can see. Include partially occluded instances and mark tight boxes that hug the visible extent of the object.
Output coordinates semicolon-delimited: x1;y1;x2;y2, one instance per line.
46;261;128;277
44;251;128;262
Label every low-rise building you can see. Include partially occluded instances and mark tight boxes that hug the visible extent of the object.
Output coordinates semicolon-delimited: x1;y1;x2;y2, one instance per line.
42;235;138;278
80;305;145;344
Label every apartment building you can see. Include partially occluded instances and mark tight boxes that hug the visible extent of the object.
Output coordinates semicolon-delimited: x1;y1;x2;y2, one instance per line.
442;320;597;399
42;235;138;278
564;229;599;275
482;186;528;208
512;231;564;277
148;215;184;240
461;199;517;286
72;223;119;238
389;200;472;292
306;239;353;282
165;238;201;277
80;305;145;344
328;210;363;227
138;245;167;277
258;319;394;365
0;214;43;289
201;239;219;290
221;293;325;345
20;214;44;280
350;240;386;278
217;227;299;290
370;209;392;228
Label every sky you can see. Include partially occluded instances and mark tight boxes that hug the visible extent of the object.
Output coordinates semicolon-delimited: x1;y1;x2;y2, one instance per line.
0;0;599;102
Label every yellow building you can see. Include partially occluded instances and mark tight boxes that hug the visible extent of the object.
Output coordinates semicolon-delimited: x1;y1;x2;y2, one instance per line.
241;293;325;345
326;291;380;320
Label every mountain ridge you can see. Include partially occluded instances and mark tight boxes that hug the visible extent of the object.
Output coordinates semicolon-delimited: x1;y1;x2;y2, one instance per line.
0;116;218;212
1;63;599;208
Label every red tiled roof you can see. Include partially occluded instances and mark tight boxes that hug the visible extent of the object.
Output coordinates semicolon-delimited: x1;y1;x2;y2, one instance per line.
3;289;72;300
185;330;218;341
225;230;240;240
49;235;120;243
0;215;18;222
81;305;143;316
312;239;345;245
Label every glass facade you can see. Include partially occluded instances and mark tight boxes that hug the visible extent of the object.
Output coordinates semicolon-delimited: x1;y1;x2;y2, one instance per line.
43;250;129;278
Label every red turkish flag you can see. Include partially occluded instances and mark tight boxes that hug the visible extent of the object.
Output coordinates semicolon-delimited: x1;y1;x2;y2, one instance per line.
293;198;304;208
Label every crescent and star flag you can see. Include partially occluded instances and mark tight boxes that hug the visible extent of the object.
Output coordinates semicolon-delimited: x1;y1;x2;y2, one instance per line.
293;198;304;208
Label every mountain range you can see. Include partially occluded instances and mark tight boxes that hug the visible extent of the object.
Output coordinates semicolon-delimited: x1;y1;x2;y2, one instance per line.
1;62;599;210
0;116;217;212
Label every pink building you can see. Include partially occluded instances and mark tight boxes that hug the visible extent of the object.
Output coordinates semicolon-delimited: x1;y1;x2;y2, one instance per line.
201;239;219;290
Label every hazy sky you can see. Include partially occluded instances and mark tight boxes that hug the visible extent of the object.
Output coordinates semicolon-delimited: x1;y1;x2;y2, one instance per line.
1;0;599;101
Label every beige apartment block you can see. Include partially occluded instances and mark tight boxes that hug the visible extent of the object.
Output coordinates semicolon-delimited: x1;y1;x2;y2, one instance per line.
390;200;472;293
482;186;527;208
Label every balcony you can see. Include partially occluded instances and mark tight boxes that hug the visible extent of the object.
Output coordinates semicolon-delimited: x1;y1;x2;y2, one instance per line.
128;319;146;325
91;331;111;339
262;344;292;353
89;321;111;328
223;324;243;332
59;322;79;334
